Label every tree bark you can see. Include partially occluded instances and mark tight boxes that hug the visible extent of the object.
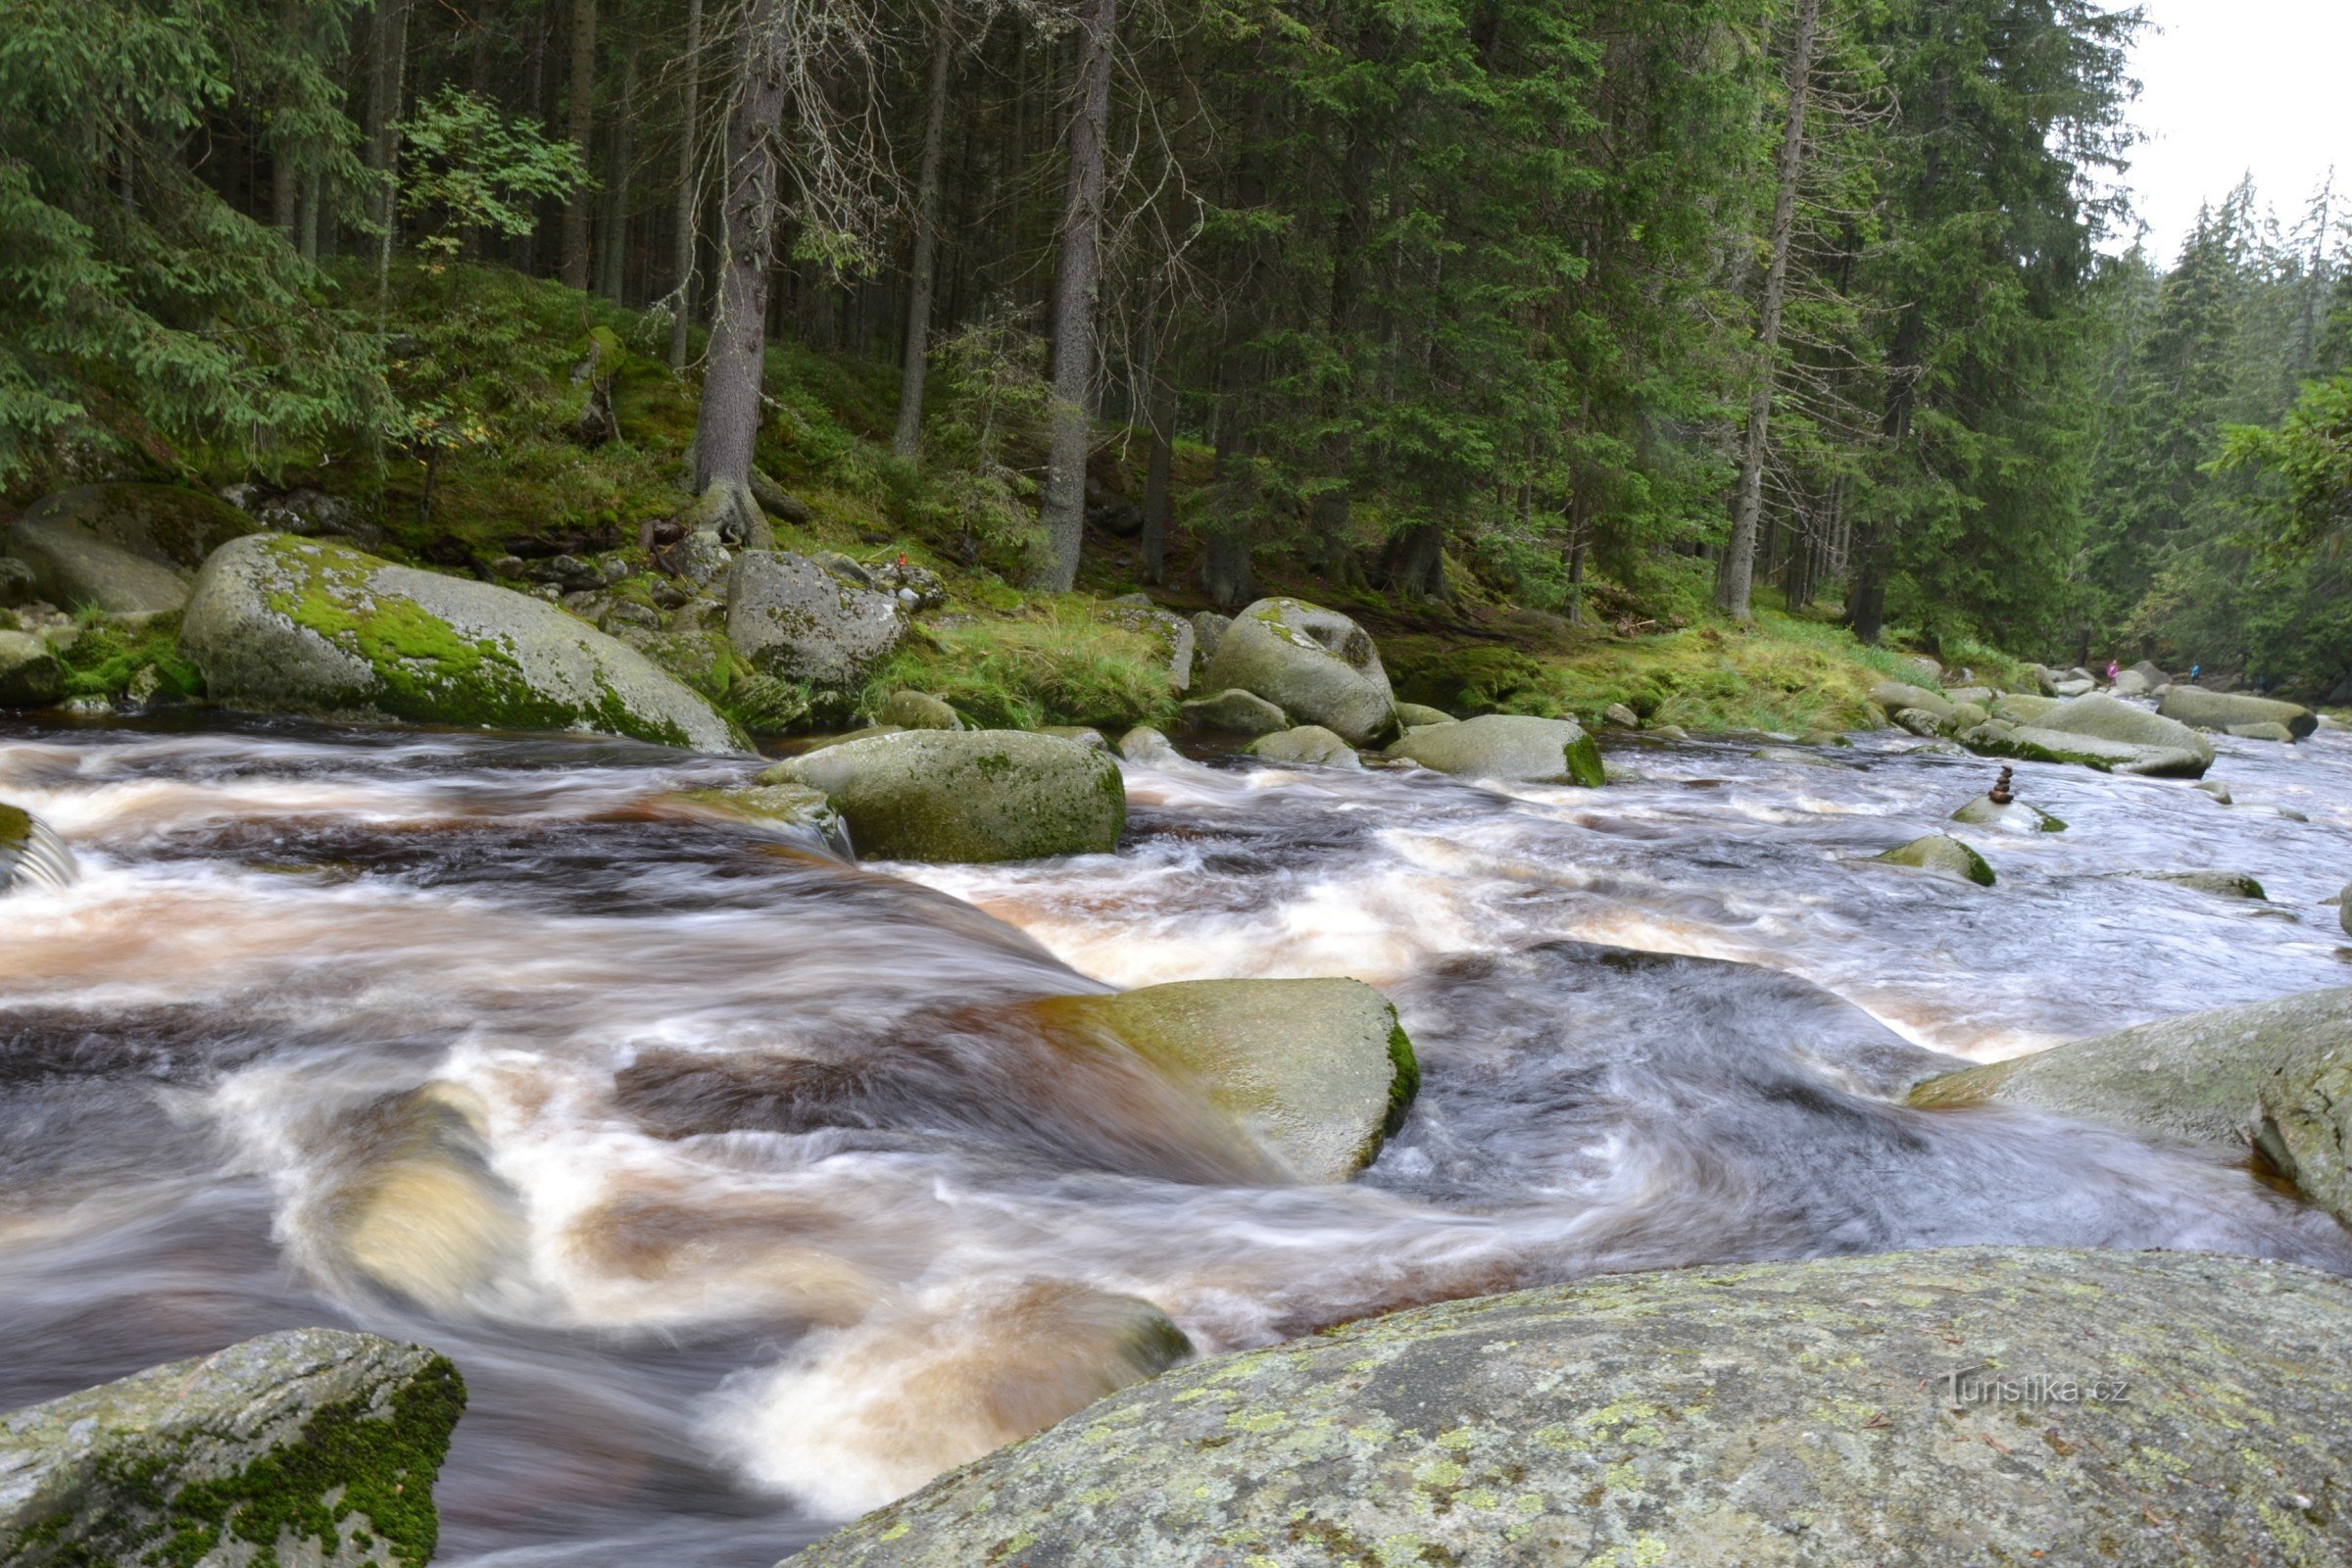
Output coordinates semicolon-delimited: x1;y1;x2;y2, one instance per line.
1141;303;1176;584
599;37;639;301
560;0;598;290
892;11;956;458
1036;0;1118;589
368;0;411;296
1713;0;1819;621
666;0;705;368
691;0;791;492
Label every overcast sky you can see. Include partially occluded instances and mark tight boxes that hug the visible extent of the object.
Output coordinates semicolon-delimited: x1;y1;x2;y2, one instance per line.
2109;0;2352;261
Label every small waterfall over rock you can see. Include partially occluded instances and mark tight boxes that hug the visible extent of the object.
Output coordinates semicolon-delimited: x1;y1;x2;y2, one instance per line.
0;801;76;892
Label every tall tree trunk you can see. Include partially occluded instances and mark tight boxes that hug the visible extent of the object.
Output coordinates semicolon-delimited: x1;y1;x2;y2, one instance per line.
1141;299;1176;584
1713;0;1819;621
560;0;598;290
368;0;411;298
1036;0;1118;590
892;11;956;458
691;0;791;492
270;0;302;241
599;37;639;301
666;0;705;368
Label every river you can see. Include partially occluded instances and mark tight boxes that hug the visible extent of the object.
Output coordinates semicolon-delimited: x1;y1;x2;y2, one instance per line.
4;713;2349;1564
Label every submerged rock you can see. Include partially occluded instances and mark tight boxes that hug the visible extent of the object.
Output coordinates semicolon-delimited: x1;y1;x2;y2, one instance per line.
788;1249;2352;1568
321;1082;528;1317
180;535;742;752
1872;834;1995;886
2159;685;2317;739
766;730;1124;862
0;628;65;708
679;783;850;856
0;1327;465;1568
2137;869;2268;900
0;803;77;894
726;552;908;693
1384;712;1604;787
1246;724;1361;769
1178;686;1289;736
1197;597;1398;746
1041;977;1417;1183
1909;987;2352;1226
5;482;259;616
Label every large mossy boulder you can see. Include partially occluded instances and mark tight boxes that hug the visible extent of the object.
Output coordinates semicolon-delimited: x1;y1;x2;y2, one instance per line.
5;483;260;616
1178;687;1289;736
1041;977;1416;1183
1909;987;2352;1225
726;551;907;693
1197;597;1397;746
2159;685;2318;740
179;535;741;751
1384;712;1604;787
0;1327;466;1568
0;803;77;895
2007;693;2214;775
1868;680;1951;721
0;629;65;708
765;729;1123;862
1245;724;1361;769
788;1249;2352;1568
1871;833;1995;885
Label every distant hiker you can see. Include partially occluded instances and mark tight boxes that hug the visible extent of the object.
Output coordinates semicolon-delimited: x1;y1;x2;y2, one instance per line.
2190;662;2202;683
2106;660;2120;683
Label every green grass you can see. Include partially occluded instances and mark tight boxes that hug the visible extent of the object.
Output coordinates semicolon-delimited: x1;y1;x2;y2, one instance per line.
57;612;202;702
859;599;1181;733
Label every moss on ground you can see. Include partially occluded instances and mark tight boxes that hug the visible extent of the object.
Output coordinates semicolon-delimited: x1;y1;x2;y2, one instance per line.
859;599;1182;732
55;612;203;702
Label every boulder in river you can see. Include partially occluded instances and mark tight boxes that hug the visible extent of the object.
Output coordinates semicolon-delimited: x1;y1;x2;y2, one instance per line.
1909;986;2352;1226
1246;724;1361;769
1950;794;2064;832
726;552;907;693
0;628;65;708
1384;712;1604;787
1872;833;1995;886
1972;694;2213;776
2138;869;2267;900
1891;707;1942;738
179;535;743;752
1869;681;1952;721
1197;597;1398;746
0;803;76;894
0;1326;465;1568
765;729;1124;862
2031;692;2213;764
2229;720;2298;743
1989;691;2058;725
1116;725;1179;762
785;1248;2352;1568
2159;685;2317;738
322;1082;529;1317
1042;976;1417;1182
4;483;260;616
1178;686;1289;736
870;689;962;730
1395;701;1455;728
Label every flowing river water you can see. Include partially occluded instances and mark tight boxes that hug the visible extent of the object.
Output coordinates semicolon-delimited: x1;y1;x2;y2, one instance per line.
5;711;2352;1564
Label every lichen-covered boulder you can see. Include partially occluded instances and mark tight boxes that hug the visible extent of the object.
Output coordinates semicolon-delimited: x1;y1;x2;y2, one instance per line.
1909;987;2352;1227
178;535;741;751
1189;611;1232;662
726;552;907;692
5;483;260;616
1117;725;1180;762
0;803;76;895
1871;833;1994;886
1980;720;2209;777
1245;724;1360;769
0;1327;465;1568
1384;712;1604;787
1989;692;2058;725
787;1249;2352;1568
1178;687;1289;736
765;730;1123;862
1040;977;1417;1183
1102;603;1196;694
1198;597;1397;746
2159;685;2316;739
0;629;64;708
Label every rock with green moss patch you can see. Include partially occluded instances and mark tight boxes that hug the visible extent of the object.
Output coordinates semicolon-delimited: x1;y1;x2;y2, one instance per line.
1198;598;1398;746
2158;685;2317;739
5;483;262;618
0;803;76;895
2020;694;2213;771
179;535;742;752
786;1248;2352;1568
1950;794;2064;832
1871;833;1994;886
1047;977;1415;1183
1989;692;2057;725
0;1327;466;1568
726;552;907;692
873;689;962;730
1384;712;1604;787
678;783;849;856
1246;724;1361;769
1102;604;1196;694
2136;869;2267;900
0;630;64;708
1178;687;1289;736
765;730;1123;862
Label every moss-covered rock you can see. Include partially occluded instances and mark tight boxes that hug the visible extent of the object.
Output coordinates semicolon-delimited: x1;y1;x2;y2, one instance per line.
787;1248;2352;1568
1178;687;1289;736
178;534;742;752
0;629;64;708
872;689;962;730
726;551;906;693
1950;794;2065;832
1245;724;1361;769
1384;712;1604;787
678;782;849;855
1907;988;2352;1228
5;483;260;616
2158;685;2317;739
0;802;77;895
1871;833;1995;886
0;1327;466;1568
766;729;1124;862
1198;597;1398;746
1042;977;1417;1183
1995;693;2214;776
2137;869;2268;900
